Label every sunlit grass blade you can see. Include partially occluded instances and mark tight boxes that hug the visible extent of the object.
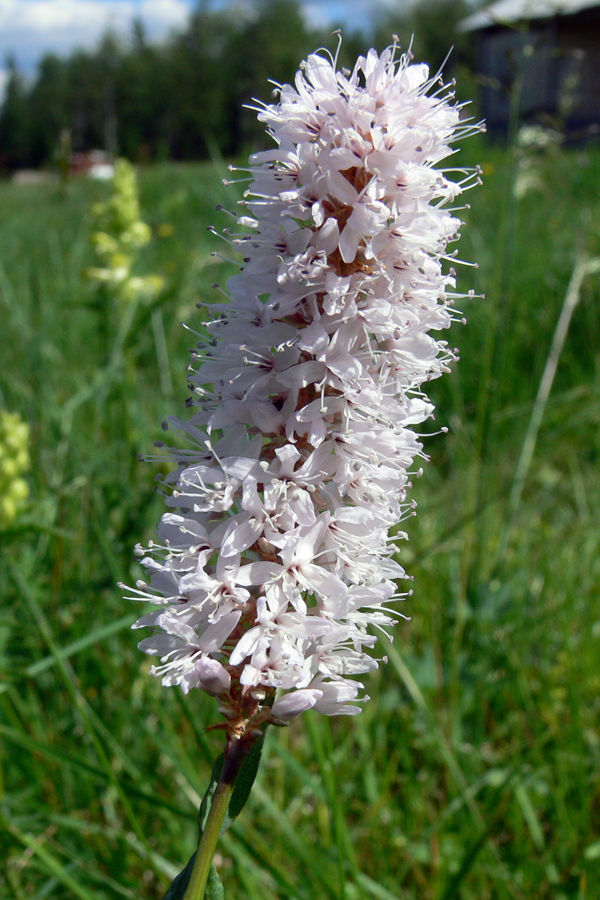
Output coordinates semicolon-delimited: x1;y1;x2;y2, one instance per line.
2;817;98;900
0;722;196;819
3;613;136;684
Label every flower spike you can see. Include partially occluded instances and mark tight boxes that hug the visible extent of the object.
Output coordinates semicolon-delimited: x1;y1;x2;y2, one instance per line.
126;43;481;737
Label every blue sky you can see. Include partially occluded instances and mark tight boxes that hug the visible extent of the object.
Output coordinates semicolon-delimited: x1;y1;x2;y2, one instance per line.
0;0;399;84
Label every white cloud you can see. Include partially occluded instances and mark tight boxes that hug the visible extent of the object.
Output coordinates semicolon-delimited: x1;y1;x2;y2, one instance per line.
137;0;190;31
0;0;191;73
302;0;397;32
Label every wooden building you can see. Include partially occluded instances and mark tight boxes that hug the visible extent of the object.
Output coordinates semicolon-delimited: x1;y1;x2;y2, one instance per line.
460;0;600;136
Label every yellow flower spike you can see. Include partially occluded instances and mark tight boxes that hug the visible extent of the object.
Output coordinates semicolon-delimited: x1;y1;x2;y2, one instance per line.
85;158;162;305
124;221;151;247
0;410;30;529
0;457;19;480
10;478;29;504
92;232;120;255
0;496;16;524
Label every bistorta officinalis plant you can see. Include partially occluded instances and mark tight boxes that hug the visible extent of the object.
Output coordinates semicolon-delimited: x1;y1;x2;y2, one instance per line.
121;35;483;900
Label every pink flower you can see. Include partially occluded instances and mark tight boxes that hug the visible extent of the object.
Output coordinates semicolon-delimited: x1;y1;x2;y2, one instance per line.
124;39;482;728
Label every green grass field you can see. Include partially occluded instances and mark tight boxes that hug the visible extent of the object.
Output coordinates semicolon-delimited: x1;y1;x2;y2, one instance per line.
1;141;600;900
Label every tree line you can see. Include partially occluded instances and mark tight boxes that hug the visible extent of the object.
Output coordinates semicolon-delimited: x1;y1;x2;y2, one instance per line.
0;0;471;171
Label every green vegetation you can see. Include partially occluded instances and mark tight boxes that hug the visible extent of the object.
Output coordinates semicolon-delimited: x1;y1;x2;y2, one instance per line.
1;142;600;899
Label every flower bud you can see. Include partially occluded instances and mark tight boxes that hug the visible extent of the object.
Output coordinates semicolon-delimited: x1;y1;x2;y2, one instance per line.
270;689;323;722
194;656;232;696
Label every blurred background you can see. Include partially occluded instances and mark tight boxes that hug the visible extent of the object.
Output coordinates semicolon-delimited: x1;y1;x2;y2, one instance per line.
1;1;600;898
0;0;475;172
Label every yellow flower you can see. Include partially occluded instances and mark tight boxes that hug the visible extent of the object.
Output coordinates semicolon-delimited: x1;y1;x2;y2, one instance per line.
0;411;30;528
85;159;162;304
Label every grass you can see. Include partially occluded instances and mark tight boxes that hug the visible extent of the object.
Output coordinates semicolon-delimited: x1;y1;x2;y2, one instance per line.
1;140;600;900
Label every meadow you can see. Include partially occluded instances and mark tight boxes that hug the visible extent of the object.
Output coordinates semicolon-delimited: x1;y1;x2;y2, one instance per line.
1;137;600;900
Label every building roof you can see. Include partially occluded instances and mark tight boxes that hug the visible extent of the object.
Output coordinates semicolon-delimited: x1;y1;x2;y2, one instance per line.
460;0;600;31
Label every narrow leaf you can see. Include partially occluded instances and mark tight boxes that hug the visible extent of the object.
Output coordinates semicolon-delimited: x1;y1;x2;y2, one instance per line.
222;729;268;832
24;614;137;678
199;753;225;832
514;784;545;850
205;862;225;900
161;851;196;900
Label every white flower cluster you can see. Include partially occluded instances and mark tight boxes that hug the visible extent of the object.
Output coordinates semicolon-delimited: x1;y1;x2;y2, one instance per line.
125;43;482;727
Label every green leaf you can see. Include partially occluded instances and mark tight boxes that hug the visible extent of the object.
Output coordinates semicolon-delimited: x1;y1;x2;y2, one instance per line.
223;729;268;833
161;851;197;900
198;730;268;836
159;854;225;899
199;754;225;833
205;863;225;900
515;784;545;850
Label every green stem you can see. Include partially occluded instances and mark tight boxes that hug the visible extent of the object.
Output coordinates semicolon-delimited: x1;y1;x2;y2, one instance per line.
183;738;247;900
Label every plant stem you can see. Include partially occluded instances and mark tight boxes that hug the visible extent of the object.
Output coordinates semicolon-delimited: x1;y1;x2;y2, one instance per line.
508;254;600;513
183;737;248;900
